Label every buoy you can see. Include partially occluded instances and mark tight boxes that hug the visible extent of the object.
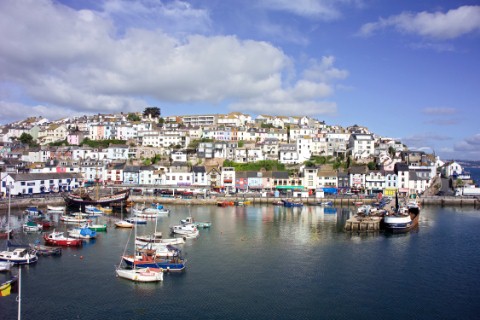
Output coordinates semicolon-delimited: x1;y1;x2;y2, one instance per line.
80;256;83;259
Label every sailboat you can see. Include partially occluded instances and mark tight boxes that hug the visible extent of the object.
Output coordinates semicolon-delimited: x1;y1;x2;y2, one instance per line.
115;221;163;282
115;201;134;228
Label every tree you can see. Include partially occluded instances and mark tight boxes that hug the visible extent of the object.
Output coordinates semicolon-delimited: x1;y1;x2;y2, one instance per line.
127;113;141;122
143;107;161;119
19;133;37;147
367;161;377;170
388;146;396;158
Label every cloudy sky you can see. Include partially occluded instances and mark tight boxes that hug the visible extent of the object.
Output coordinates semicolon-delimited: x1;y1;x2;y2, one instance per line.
1;0;479;160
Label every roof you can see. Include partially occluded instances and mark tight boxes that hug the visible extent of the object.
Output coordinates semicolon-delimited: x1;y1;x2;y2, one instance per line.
8;173;80;181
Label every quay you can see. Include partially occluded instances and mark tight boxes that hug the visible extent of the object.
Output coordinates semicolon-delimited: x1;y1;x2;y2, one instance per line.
0;194;479;211
344;216;382;232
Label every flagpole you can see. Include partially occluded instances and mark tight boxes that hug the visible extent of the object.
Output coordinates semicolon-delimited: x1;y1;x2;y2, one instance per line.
17;267;21;320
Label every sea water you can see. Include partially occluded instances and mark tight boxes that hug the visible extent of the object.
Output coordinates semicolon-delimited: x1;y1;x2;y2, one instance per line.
1;204;480;319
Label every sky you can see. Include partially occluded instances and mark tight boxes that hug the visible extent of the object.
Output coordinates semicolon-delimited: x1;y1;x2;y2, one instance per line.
0;0;479;160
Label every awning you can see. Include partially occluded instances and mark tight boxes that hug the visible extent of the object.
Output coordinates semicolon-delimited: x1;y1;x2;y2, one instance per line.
275;186;305;190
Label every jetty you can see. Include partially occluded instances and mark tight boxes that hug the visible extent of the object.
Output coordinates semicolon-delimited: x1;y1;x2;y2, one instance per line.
344;216;382;232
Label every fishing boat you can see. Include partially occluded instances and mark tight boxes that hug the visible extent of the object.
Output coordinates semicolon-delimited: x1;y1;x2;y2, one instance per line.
22;221;43;232
43;230;83;247
180;216;211;228
64;188;130;207
68;225;97;239
382;195;420;233
170;224;199;238
96;205;113;214
30;243;62;256
47;205;65;213
116;220;164;282
0;248;38;265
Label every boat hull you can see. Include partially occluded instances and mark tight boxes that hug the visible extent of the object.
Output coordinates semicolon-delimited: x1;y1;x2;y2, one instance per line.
64;189;130;207
382;208;420;233
116;267;163;282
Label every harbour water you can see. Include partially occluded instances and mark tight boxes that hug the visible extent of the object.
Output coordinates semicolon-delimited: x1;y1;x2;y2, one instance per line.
1;204;480;319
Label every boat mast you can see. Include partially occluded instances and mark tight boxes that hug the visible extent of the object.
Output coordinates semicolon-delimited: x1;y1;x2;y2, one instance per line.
7;183;11;251
17;267;21;320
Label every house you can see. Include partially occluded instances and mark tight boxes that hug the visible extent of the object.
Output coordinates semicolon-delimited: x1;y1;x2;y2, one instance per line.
349;165;368;194
442;161;463;178
105;162;126;185
1;172;80;196
349;134;375;160
123;165;140;185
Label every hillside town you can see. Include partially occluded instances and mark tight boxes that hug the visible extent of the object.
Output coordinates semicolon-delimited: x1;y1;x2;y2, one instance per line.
0;109;475;199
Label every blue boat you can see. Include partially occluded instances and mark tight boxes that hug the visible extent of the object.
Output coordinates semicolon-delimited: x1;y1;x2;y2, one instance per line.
281;199;304;207
24;206;44;216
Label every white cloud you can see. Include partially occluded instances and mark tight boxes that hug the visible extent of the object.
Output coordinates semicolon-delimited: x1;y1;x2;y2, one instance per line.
358;5;480;40
259;0;362;20
0;0;347;122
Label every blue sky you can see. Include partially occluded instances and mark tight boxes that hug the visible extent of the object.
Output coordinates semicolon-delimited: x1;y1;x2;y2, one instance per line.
1;0;479;160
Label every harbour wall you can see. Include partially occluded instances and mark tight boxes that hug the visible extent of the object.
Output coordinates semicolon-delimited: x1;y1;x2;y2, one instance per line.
0;195;479;211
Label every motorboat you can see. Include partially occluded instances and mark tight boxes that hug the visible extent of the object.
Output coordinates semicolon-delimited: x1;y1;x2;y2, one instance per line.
30;243;62;256
170;223;199;237
0;248;38;265
68;225;97;239
116;267;164;282
132;203;170;218
135;244;181;258
85;221;108;231
22;221;43;232
0;261;14;272
24;206;43;216
47;205;65;213
125;217;147;225
115;220;134;228
122;252;186;272
180;216;211;228
43;230;83;247
135;237;186;247
281;199;304;207
136;232;163;243
60;215;88;224
85;205;103;217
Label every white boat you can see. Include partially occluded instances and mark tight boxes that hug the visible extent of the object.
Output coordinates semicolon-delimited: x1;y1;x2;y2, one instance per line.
125;217;147;225
68;225;97;239
115;220;134;228
60;215;88;224
135;237;186;246
132;203;170;218
0;261;14;272
170;223;199;237
116;267;164;282
136;244;181;258
116;217;163;282
136;232;163;243
180;216;212;228
22;221;43;232
85;205;103;217
47;205;65;213
0;248;38;265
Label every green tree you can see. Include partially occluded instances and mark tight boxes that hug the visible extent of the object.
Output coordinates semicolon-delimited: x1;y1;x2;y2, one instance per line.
143;107;161;118
367;161;377;170
388;146;396;157
19;132;34;145
127;113;141;121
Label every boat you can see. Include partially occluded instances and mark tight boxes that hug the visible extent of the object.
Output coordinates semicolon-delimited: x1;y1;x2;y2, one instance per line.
170;223;199;237
64;188;130;207
43;230;83;247
68;225;97;239
234;200;251;206
0;227;13;240
382;195;420;233
125;217;147;225
47;205;65;213
0;248;38;265
316;201;333;206
180;216;211;228
357;205;372;215
96;205;112;214
30;243;62;256
24;206;43;216
0;261;14;272
115;202;133;228
116;219;163;282
217;201;234;207
136;232;163;243
85;205;104;217
132;203;170;218
115;266;164;282
136;245;181;258
85;221;108;232
281;199;304;207
22;221;43;232
122;251;186;272
135;237;186;247
60;215;88;224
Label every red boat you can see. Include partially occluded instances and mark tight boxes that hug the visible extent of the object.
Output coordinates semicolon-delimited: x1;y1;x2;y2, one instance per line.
43;231;82;247
217;201;234;207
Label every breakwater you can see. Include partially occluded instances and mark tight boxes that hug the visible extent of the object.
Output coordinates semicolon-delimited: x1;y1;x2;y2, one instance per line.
0;195;479;211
